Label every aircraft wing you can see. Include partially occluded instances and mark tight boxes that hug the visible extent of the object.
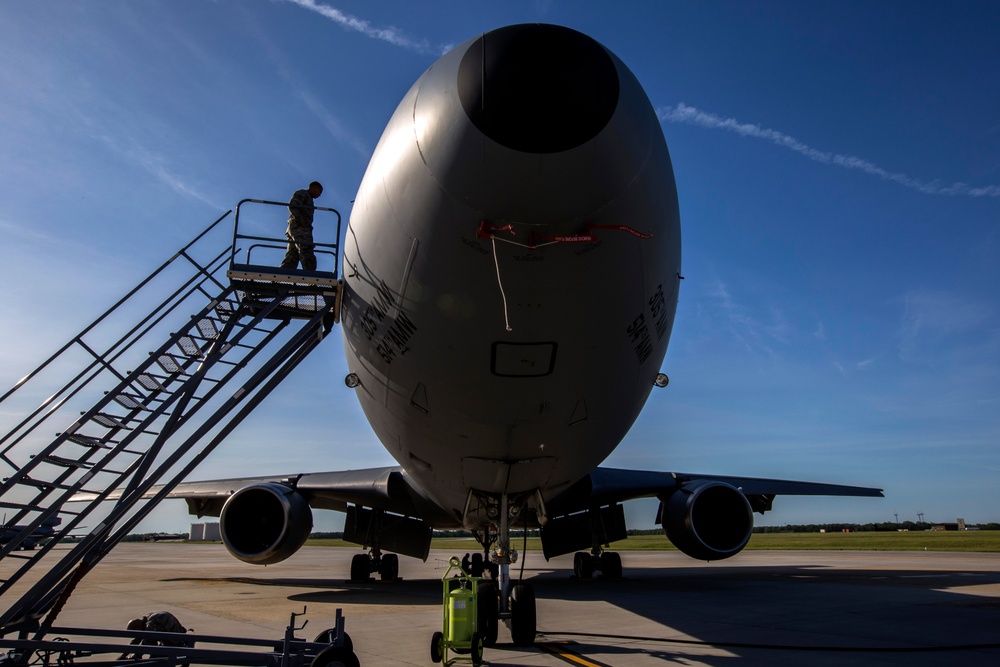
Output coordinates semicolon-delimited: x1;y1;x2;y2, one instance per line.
76;464;880;523
547;466;884;517
73;464;881;565
73;466;459;527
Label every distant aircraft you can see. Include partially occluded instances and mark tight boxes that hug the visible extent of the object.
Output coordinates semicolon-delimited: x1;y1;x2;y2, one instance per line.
1;515;60;550
160;24;882;646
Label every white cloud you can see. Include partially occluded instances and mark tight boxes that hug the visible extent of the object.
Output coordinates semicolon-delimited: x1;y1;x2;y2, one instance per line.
283;0;442;54
812;320;827;342
85;126;220;208
707;278;788;355
897;289;993;361
248;19;371;158
658;103;1000;198
294;88;370;158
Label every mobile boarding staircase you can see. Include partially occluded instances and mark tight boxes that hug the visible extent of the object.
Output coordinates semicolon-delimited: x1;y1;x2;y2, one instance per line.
0;200;354;666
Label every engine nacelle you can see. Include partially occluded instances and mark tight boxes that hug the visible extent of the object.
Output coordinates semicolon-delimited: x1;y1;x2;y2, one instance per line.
661;480;754;561
220;483;313;565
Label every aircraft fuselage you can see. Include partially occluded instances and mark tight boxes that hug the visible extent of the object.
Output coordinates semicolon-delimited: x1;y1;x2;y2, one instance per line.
341;24;681;524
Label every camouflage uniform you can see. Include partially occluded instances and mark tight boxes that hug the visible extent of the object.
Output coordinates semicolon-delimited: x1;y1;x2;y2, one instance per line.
280;188;318;271
122;610;189;659
142;610;188;646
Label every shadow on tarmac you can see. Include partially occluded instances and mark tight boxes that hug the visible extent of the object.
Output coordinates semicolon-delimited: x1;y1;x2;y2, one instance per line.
167;559;1000;665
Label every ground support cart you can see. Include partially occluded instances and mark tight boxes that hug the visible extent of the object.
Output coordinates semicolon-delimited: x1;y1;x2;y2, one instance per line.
429;558;484;666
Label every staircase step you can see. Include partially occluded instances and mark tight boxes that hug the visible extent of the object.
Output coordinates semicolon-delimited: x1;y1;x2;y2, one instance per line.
176;335;202;358
134;373;166;392
90;413;130;430
37;455;93;469
154;353;187;376
66;434;109;449
196;317;220;339
112;393;146;411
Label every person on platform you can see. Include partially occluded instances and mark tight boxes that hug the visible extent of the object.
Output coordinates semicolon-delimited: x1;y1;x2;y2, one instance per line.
280;181;323;271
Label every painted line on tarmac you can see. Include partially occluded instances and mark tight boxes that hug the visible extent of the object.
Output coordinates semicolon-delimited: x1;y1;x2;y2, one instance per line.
536;641;614;667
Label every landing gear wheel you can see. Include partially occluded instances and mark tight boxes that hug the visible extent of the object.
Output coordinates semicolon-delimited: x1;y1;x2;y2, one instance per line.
601;551;623;579
430;631;444;663
310;645;359;667
470;631;484;666
509;583;537;646
477;581;499;646
349;554;370;582
379;553;399;581
469;552;484;577
573;552;593;579
312;630;353;652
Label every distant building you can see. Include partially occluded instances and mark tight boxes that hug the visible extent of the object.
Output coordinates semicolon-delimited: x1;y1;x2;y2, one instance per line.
931;518;968;532
189;522;221;541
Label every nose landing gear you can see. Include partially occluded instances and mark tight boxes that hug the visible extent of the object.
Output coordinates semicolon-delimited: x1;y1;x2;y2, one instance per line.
465;491;538;647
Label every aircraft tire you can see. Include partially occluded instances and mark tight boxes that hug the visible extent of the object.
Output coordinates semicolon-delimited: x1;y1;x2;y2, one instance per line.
379;553;399;581
477;581;499;646
509;583;536;646
573;552;593;579
469;552;484;577
349;554;370;582
601;552;623;579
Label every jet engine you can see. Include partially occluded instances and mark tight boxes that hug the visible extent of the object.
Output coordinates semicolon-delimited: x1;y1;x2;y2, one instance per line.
219;482;313;565
661;480;753;561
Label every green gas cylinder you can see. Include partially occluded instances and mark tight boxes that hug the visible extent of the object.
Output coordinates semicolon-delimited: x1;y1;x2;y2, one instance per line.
447;582;476;643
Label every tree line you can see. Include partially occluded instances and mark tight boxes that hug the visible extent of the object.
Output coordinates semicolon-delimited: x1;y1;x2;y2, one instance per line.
753;522;1000;533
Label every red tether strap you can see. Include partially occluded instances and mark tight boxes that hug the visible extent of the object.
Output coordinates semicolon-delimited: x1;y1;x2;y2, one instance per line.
587;224;653;239
477;221;516;238
477;220;652;247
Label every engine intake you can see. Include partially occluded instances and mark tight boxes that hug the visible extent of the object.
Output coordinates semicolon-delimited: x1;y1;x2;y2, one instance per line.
661;480;753;561
220;483;313;565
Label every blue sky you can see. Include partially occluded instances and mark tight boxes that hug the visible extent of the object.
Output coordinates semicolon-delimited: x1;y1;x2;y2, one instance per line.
1;1;998;533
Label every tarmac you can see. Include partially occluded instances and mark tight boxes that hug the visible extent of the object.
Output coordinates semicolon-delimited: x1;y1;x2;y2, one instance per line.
4;542;1000;666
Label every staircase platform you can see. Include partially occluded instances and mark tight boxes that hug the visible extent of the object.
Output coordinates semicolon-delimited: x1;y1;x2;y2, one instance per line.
227;263;340;288
228;263;343;323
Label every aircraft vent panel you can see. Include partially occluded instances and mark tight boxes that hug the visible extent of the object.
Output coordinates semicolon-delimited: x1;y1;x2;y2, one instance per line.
491;342;557;377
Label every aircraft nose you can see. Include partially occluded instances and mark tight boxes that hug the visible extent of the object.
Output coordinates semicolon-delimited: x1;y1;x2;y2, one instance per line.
457;24;620;154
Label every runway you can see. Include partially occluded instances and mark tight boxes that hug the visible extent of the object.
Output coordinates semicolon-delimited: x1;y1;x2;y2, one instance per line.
7;543;1000;666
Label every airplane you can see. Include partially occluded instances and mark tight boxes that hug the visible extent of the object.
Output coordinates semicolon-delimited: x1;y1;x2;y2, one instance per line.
1;515;61;551
131;23;882;647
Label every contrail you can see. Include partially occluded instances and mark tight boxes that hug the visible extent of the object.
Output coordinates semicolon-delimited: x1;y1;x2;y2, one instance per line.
658;103;1000;197
284;0;440;55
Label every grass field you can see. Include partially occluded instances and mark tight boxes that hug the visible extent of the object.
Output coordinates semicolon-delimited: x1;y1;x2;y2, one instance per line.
305;530;1000;553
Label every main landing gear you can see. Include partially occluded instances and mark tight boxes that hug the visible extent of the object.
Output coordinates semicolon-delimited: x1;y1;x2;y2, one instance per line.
349;548;399;582
573;549;623;579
